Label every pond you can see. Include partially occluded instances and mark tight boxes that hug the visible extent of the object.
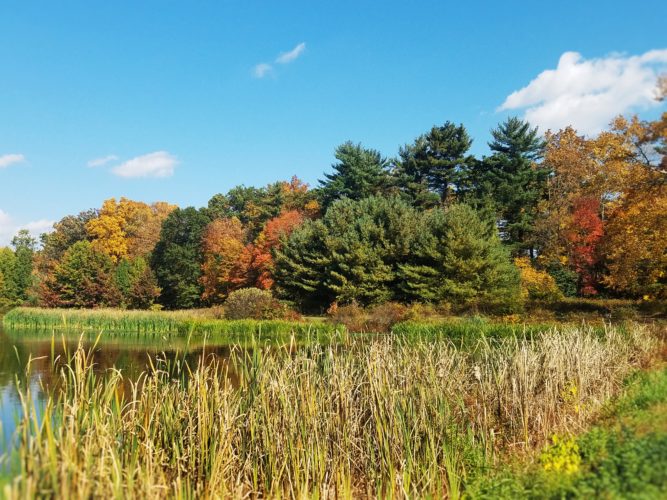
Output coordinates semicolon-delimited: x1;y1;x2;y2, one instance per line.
0;324;249;459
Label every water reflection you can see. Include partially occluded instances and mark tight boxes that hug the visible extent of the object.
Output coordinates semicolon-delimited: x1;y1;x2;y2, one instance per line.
0;326;252;457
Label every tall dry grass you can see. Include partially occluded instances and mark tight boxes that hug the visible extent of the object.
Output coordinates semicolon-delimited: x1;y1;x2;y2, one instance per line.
3;323;661;499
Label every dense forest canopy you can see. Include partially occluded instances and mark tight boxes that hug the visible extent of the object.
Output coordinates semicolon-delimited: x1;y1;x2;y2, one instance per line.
1;112;665;312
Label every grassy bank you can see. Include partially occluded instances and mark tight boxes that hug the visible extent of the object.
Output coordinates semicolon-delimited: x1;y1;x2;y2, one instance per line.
3;323;661;498
467;364;667;498
2;307;344;339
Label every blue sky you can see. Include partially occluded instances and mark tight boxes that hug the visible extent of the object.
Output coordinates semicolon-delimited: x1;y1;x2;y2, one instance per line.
1;0;666;244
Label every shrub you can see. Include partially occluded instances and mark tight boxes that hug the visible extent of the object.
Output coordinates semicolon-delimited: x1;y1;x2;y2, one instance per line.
515;257;563;303
224;288;288;320
328;302;409;333
327;302;366;332
404;302;442;321
365;302;409;333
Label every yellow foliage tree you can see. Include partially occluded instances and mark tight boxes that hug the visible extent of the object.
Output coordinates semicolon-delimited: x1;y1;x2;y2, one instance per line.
515;257;563;303
87;198;176;262
602;183;667;298
86;199;128;262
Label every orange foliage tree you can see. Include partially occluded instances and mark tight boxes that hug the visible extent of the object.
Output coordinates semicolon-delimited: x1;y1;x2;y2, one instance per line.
200;217;246;304
237;210;306;290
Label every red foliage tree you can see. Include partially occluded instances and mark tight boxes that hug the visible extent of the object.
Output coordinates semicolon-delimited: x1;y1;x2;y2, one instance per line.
242;210;305;290
566;197;604;295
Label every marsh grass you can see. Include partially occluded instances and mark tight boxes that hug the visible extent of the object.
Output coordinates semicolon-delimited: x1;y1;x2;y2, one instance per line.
2;307;344;338
2;323;661;498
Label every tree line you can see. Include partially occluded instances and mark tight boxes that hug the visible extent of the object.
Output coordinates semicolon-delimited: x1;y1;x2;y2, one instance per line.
1;112;665;312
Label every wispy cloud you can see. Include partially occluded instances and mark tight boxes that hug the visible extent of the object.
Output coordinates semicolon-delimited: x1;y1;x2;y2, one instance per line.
253;42;307;79
0;210;11;239
0;154;26;169
253;63;274;79
87;154;118;167
111;151;178;178
0;209;54;246
276;42;306;64
499;49;667;135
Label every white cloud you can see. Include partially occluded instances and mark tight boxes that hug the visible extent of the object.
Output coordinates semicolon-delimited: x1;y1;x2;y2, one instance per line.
0;209;54;246
0;154;26;169
499;49;667;135
111;151;178;178
87;154;118;167
276;42;306;64
253;62;273;79
253;42;307;78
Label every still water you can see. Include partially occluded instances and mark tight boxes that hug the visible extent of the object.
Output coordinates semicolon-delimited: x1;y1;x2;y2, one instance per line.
0;325;248;459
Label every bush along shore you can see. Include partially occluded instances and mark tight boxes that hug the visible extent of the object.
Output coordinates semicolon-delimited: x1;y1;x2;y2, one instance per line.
2;307;345;339
3;322;664;498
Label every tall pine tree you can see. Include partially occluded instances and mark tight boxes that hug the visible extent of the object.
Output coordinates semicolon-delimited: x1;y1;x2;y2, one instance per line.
392;122;475;207
472;117;547;256
318;142;391;209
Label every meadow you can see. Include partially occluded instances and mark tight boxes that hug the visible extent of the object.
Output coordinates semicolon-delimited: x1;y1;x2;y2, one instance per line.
1;319;665;498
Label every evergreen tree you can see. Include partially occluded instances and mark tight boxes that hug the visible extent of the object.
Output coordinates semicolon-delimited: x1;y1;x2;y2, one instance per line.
391;137;440;209
273;220;333;312
393;122;474;206
318;142;391;209
471;117;547;255
151;207;211;309
324;197;418;305
275;196;419;308
399;204;521;312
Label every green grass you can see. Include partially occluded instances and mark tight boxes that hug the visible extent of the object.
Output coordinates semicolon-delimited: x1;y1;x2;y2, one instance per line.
467;365;667;499
2;307;345;339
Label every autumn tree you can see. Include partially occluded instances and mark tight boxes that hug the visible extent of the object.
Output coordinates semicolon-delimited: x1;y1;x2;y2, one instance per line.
243;210;305;290
535;127;611;293
602;183;666;298
536;127;600;263
40;209;97;268
115;257;160;309
200;217;246;304
515;256;563;303
207;177;318;239
43;241;120;308
87;198;176;262
126;201;176;258
566;197;604;295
